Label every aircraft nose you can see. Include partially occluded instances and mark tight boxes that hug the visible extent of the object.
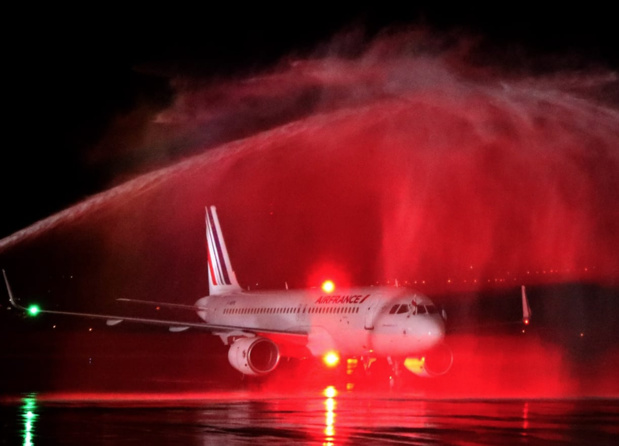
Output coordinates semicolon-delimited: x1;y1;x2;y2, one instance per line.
422;316;445;348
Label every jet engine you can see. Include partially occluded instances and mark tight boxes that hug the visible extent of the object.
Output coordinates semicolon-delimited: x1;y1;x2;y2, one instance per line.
228;337;281;376
404;342;453;377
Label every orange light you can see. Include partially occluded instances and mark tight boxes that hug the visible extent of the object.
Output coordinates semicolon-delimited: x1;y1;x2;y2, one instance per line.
404;357;425;375
323;386;337;442
322;280;335;293
323;351;340;367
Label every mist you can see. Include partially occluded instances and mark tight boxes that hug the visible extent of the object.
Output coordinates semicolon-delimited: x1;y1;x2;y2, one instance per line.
1;28;618;397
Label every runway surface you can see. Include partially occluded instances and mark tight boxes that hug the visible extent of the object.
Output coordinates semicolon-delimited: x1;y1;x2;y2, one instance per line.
2;392;618;445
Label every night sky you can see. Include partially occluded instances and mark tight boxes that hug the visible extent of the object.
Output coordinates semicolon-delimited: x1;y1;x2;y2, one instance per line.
2;5;618;396
3;5;618;238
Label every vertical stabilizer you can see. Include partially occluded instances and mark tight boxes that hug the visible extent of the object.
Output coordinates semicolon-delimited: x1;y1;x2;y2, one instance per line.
205;206;242;295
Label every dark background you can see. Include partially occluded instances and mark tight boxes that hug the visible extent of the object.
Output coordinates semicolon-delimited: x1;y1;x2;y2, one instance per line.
4;4;619;238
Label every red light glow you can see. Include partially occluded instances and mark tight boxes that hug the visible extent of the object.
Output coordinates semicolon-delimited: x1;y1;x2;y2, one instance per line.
321;280;335;293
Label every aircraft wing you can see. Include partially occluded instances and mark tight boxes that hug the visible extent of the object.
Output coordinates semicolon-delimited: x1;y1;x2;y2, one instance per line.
3;269;307;337
116;297;209;311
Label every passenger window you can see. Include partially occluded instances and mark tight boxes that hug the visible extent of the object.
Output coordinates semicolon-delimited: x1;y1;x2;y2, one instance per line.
418;305;427;314
389;305;400;314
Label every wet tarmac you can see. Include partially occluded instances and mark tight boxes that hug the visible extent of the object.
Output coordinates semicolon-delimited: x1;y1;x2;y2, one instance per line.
2;391;618;445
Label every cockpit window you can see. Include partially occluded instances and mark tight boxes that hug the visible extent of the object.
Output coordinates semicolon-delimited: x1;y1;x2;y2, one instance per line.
417;305;427;314
426;304;439;314
389;304;413;315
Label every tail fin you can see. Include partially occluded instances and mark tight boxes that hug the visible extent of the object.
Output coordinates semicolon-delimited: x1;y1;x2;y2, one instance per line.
205;206;242;295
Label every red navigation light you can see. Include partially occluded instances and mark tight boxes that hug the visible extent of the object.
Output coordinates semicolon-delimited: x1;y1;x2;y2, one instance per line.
322;280;335;293
523;318;530;325
308;263;349;291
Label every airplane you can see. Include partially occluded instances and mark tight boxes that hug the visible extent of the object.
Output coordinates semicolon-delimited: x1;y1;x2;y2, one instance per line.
3;206;531;380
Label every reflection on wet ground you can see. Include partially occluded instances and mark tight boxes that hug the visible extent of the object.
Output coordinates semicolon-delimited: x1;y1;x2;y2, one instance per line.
2;391;618;445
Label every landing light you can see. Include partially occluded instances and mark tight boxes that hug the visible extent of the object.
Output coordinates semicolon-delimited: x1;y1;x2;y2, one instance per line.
403;357;426;375
322;280;335;293
323;351;340;367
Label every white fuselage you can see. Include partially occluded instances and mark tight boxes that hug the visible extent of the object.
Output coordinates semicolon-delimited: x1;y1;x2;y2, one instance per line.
195;286;445;359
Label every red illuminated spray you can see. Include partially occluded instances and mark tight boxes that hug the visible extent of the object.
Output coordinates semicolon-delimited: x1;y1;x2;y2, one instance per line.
1;30;618;398
3;32;617;292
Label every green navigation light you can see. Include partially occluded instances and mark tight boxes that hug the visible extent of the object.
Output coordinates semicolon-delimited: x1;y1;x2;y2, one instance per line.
27;305;40;317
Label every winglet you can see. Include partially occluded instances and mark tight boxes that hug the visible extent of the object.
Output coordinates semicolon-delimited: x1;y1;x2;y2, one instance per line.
521;285;532;325
205;206;242;295
2;269;25;311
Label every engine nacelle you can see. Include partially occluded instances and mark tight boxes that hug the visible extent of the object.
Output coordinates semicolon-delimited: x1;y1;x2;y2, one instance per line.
404;342;453;377
228;337;281;376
